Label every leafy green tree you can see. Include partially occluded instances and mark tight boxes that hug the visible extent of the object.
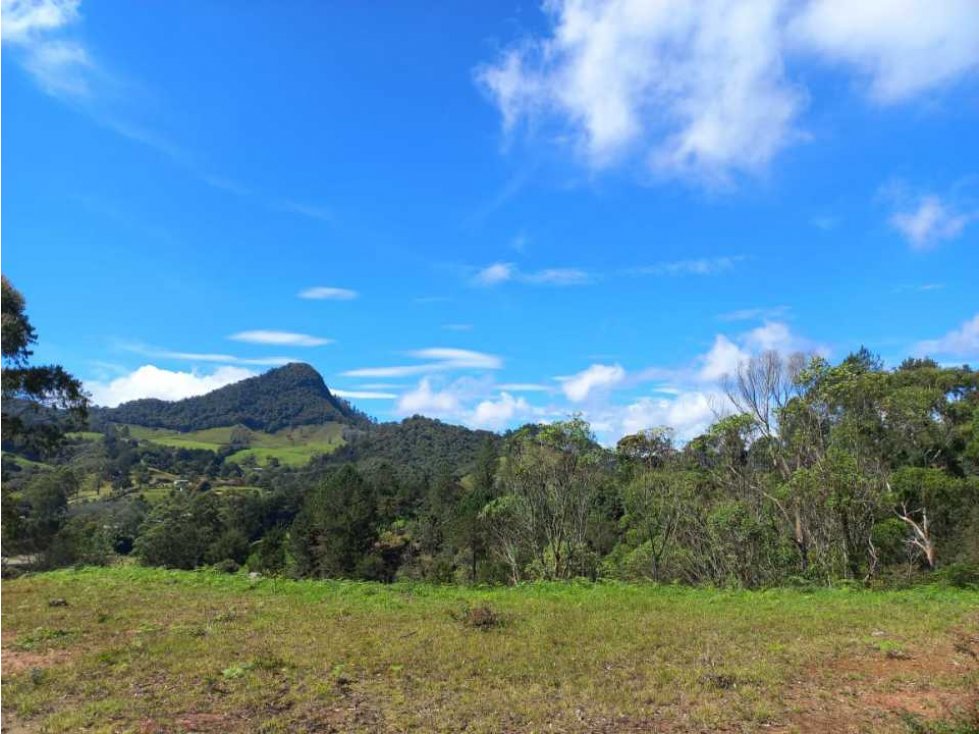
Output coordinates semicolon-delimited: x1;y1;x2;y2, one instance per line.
1;275;88;452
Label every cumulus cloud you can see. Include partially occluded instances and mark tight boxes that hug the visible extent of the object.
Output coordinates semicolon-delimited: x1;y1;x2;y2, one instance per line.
616;391;718;440
344;347;503;378
915;314;979;358
699;320;811;381
298;286;358;300
228;330;332;347
86;365;254;407
560;363;627;402
477;0;800;183
889;195;971;250
791;0;979;102
394;377;535;429
472;392;532;430
477;0;979;182
396;377;466;416
473;262;590;287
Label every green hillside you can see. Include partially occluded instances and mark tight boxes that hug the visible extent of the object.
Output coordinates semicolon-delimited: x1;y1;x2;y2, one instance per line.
125;423;345;467
93;363;369;433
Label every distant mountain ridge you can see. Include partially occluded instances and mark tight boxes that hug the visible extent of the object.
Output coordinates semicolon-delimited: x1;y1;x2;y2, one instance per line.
94;363;370;433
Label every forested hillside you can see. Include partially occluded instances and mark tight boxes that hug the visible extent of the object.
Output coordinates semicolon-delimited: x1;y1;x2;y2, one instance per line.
91;363;370;432
4;348;978;588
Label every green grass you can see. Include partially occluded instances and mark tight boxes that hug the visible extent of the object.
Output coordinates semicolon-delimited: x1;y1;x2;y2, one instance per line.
65;431;104;442
1;451;54;471
2;567;977;733
124;423;344;466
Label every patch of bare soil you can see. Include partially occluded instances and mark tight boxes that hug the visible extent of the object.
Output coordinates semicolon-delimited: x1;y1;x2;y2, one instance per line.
0;646;73;677
777;621;979;733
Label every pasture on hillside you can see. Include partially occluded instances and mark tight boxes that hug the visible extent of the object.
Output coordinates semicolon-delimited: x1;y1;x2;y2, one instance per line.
2;567;977;733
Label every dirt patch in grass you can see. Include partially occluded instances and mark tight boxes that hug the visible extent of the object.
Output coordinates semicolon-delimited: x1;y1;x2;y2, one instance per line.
779;622;979;733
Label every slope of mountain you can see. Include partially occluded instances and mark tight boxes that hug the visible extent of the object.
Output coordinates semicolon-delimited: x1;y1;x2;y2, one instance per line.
94;363;370;433
325;414;499;478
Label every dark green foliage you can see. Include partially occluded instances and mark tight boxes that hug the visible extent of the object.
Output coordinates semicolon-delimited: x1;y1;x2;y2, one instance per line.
1;275;88;454
290;465;380;579
93;363;369;432
326;415;500;481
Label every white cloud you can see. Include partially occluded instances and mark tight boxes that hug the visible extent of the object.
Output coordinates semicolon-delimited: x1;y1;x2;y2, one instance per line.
343;347;503;378
86;365;254;407
473;262;591;287
396;377;465;416
394;377;536;429
124;344;296;367
474;262;515;286
1;0;92;98
298;286;358;300
915;314;979;358
699;335;749;381
744;320;794;352
560;363;626;402
228;330;332;347
478;0;979;182
697;320;810;381
792;0;979;102
1;0;78;41
616;391;718;440
497;383;552;392
889;195;971;250
331;389;397;400
472;392;532;430
477;0;800;183
410;348;502;369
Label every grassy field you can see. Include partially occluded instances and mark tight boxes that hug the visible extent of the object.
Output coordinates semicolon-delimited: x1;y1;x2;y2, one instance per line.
2;568;977;733
125;423;344;466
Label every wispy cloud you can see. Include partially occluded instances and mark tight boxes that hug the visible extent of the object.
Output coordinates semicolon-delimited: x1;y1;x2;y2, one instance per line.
343;347;503;378
889;195;972;250
629;256;744;277
497;383;553;393
443;323;474;332
123;343;297;367
717;305;789;322
472;262;591;287
228;330;332;347
298;286;359;301
331;389;397;400
1;0;91;98
1;0;338;224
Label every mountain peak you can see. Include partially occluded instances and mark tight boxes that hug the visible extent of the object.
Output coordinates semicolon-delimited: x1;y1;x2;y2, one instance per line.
98;363;367;433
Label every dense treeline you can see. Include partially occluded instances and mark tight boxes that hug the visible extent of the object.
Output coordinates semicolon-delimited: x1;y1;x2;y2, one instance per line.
90;363;370;432
4;348;977;587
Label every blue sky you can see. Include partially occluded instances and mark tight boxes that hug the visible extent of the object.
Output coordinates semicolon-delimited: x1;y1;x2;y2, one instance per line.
2;0;978;441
